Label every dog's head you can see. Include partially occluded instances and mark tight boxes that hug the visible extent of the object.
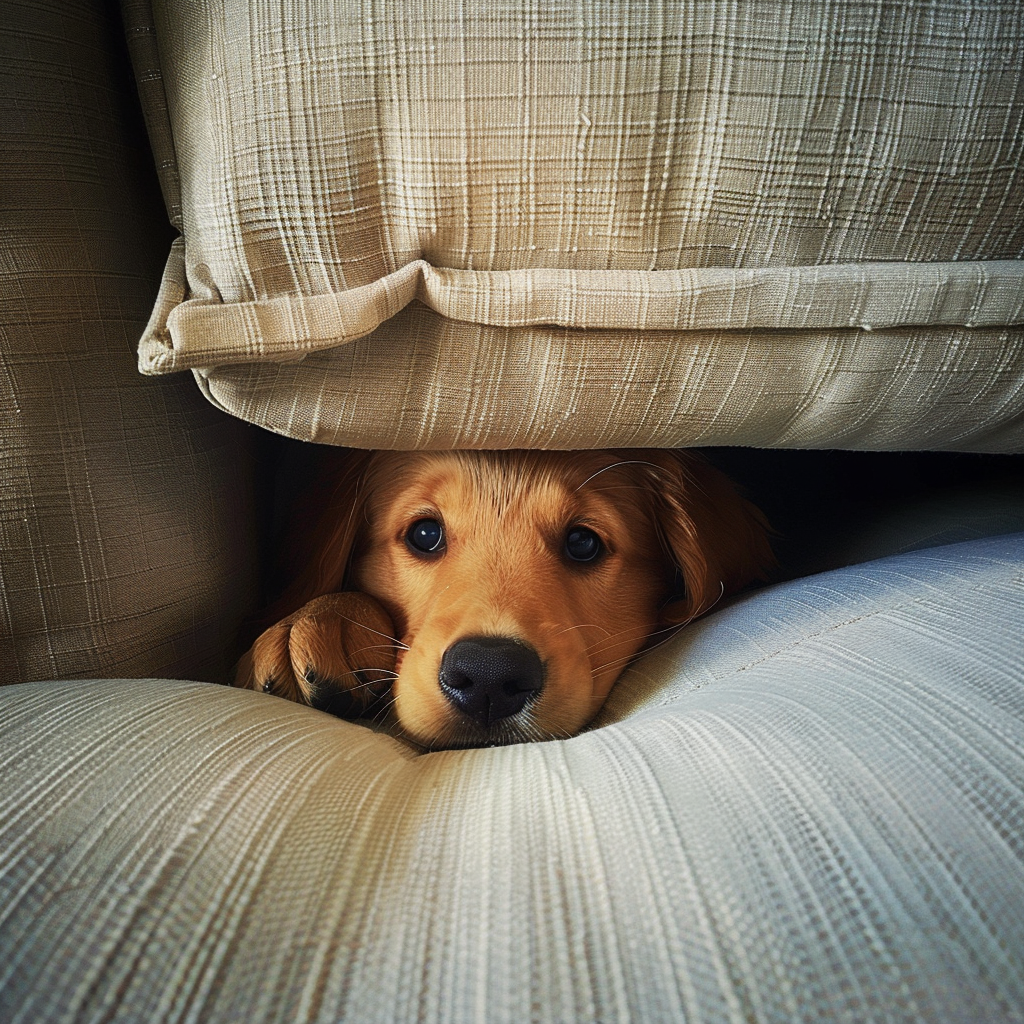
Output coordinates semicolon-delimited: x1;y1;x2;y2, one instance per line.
288;449;773;748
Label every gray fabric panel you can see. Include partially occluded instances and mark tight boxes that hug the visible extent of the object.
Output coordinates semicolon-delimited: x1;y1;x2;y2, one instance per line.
2;534;1021;1023
0;0;261;683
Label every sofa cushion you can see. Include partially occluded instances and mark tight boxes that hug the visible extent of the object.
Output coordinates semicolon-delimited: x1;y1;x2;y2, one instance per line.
0;0;262;683
2;532;1021;1022
128;0;1024;450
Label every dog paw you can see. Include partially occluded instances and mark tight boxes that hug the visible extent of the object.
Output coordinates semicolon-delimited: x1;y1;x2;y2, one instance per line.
235;592;397;717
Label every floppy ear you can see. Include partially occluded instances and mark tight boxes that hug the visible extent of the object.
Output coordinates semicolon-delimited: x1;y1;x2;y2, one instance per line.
262;447;376;625
640;450;775;626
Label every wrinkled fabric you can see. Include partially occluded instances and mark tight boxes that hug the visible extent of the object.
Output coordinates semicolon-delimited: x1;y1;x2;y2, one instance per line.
127;0;1024;450
3;533;1022;1023
0;0;261;683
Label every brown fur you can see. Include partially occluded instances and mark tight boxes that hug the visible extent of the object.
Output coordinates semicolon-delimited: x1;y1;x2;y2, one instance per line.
236;449;773;748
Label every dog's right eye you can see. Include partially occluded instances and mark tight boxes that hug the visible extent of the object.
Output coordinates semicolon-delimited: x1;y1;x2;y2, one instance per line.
565;525;603;563
406;518;445;555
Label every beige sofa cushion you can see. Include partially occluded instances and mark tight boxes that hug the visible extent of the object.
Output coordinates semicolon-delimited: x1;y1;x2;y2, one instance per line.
129;0;1024;450
0;0;262;684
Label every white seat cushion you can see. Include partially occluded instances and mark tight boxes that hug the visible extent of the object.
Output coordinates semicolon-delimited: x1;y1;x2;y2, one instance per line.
2;532;1021;1022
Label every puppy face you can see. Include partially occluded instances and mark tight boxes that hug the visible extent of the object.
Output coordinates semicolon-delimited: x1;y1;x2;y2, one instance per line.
350;452;676;747
263;448;773;749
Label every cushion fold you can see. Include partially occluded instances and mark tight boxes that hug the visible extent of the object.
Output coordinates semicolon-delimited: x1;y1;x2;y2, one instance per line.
141;252;1024;374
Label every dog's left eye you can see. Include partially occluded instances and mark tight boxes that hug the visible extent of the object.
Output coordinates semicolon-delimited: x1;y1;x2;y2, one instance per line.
564;526;602;563
407;518;445;555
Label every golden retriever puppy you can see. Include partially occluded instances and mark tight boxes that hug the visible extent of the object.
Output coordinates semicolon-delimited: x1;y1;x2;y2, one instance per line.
235;450;773;749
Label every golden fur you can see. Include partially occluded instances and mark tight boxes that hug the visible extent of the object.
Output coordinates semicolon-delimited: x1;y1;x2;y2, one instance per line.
236;449;773;748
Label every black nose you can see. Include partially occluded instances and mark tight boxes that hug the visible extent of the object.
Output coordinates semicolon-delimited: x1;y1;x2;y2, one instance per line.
439;637;545;727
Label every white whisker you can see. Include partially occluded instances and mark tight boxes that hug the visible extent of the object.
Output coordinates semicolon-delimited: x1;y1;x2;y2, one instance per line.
582;621;671;657
368;693;400;728
550;622;612;640
334;614;410;651
349;642;403;655
592;626;685;676
346;670;399;690
573;460;661;493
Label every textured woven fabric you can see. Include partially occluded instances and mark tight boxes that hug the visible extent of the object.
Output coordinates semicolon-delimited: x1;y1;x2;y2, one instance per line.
128;0;1024;450
2;533;1022;1023
0;0;262;683
194;316;1024;450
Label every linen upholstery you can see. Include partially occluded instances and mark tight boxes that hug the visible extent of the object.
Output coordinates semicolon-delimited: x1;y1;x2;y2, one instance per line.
0;0;262;683
128;0;1024;450
2;532;1022;1023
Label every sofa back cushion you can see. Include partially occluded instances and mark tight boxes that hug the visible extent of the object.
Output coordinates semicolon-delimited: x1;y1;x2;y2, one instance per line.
0;0;262;684
130;0;1024;450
